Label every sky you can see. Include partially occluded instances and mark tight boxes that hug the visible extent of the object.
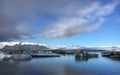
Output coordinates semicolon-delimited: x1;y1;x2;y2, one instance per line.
0;0;120;46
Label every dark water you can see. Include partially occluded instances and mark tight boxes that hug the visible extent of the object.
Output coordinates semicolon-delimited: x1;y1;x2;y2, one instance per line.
0;54;120;75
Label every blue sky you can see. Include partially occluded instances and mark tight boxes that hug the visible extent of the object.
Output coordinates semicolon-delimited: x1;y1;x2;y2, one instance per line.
0;0;120;46
19;10;120;46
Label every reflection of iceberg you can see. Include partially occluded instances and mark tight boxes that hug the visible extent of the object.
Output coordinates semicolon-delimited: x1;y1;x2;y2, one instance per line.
32;51;60;57
12;54;32;60
75;55;88;62
75;51;98;62
102;51;120;61
102;51;120;57
0;52;11;61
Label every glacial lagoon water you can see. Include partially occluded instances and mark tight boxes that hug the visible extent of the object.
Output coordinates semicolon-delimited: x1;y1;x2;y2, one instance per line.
0;53;120;75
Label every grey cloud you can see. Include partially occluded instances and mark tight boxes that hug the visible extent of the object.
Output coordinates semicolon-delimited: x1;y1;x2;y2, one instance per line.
0;0;119;41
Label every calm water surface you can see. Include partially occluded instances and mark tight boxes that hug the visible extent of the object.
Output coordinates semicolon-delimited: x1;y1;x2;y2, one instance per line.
0;53;120;75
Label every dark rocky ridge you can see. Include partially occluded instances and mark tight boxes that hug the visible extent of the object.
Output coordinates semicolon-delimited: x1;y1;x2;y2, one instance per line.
2;43;49;51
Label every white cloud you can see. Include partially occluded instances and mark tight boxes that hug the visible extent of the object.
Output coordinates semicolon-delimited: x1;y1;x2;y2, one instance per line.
41;1;118;39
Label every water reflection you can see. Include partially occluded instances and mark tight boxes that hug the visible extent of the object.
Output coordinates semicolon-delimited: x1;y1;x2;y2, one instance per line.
0;61;31;75
0;54;120;75
75;55;98;62
32;63;94;75
75;55;88;62
0;60;94;75
107;57;120;62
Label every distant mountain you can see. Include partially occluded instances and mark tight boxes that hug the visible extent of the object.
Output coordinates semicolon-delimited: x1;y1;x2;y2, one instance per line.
0;42;120;51
2;43;49;51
